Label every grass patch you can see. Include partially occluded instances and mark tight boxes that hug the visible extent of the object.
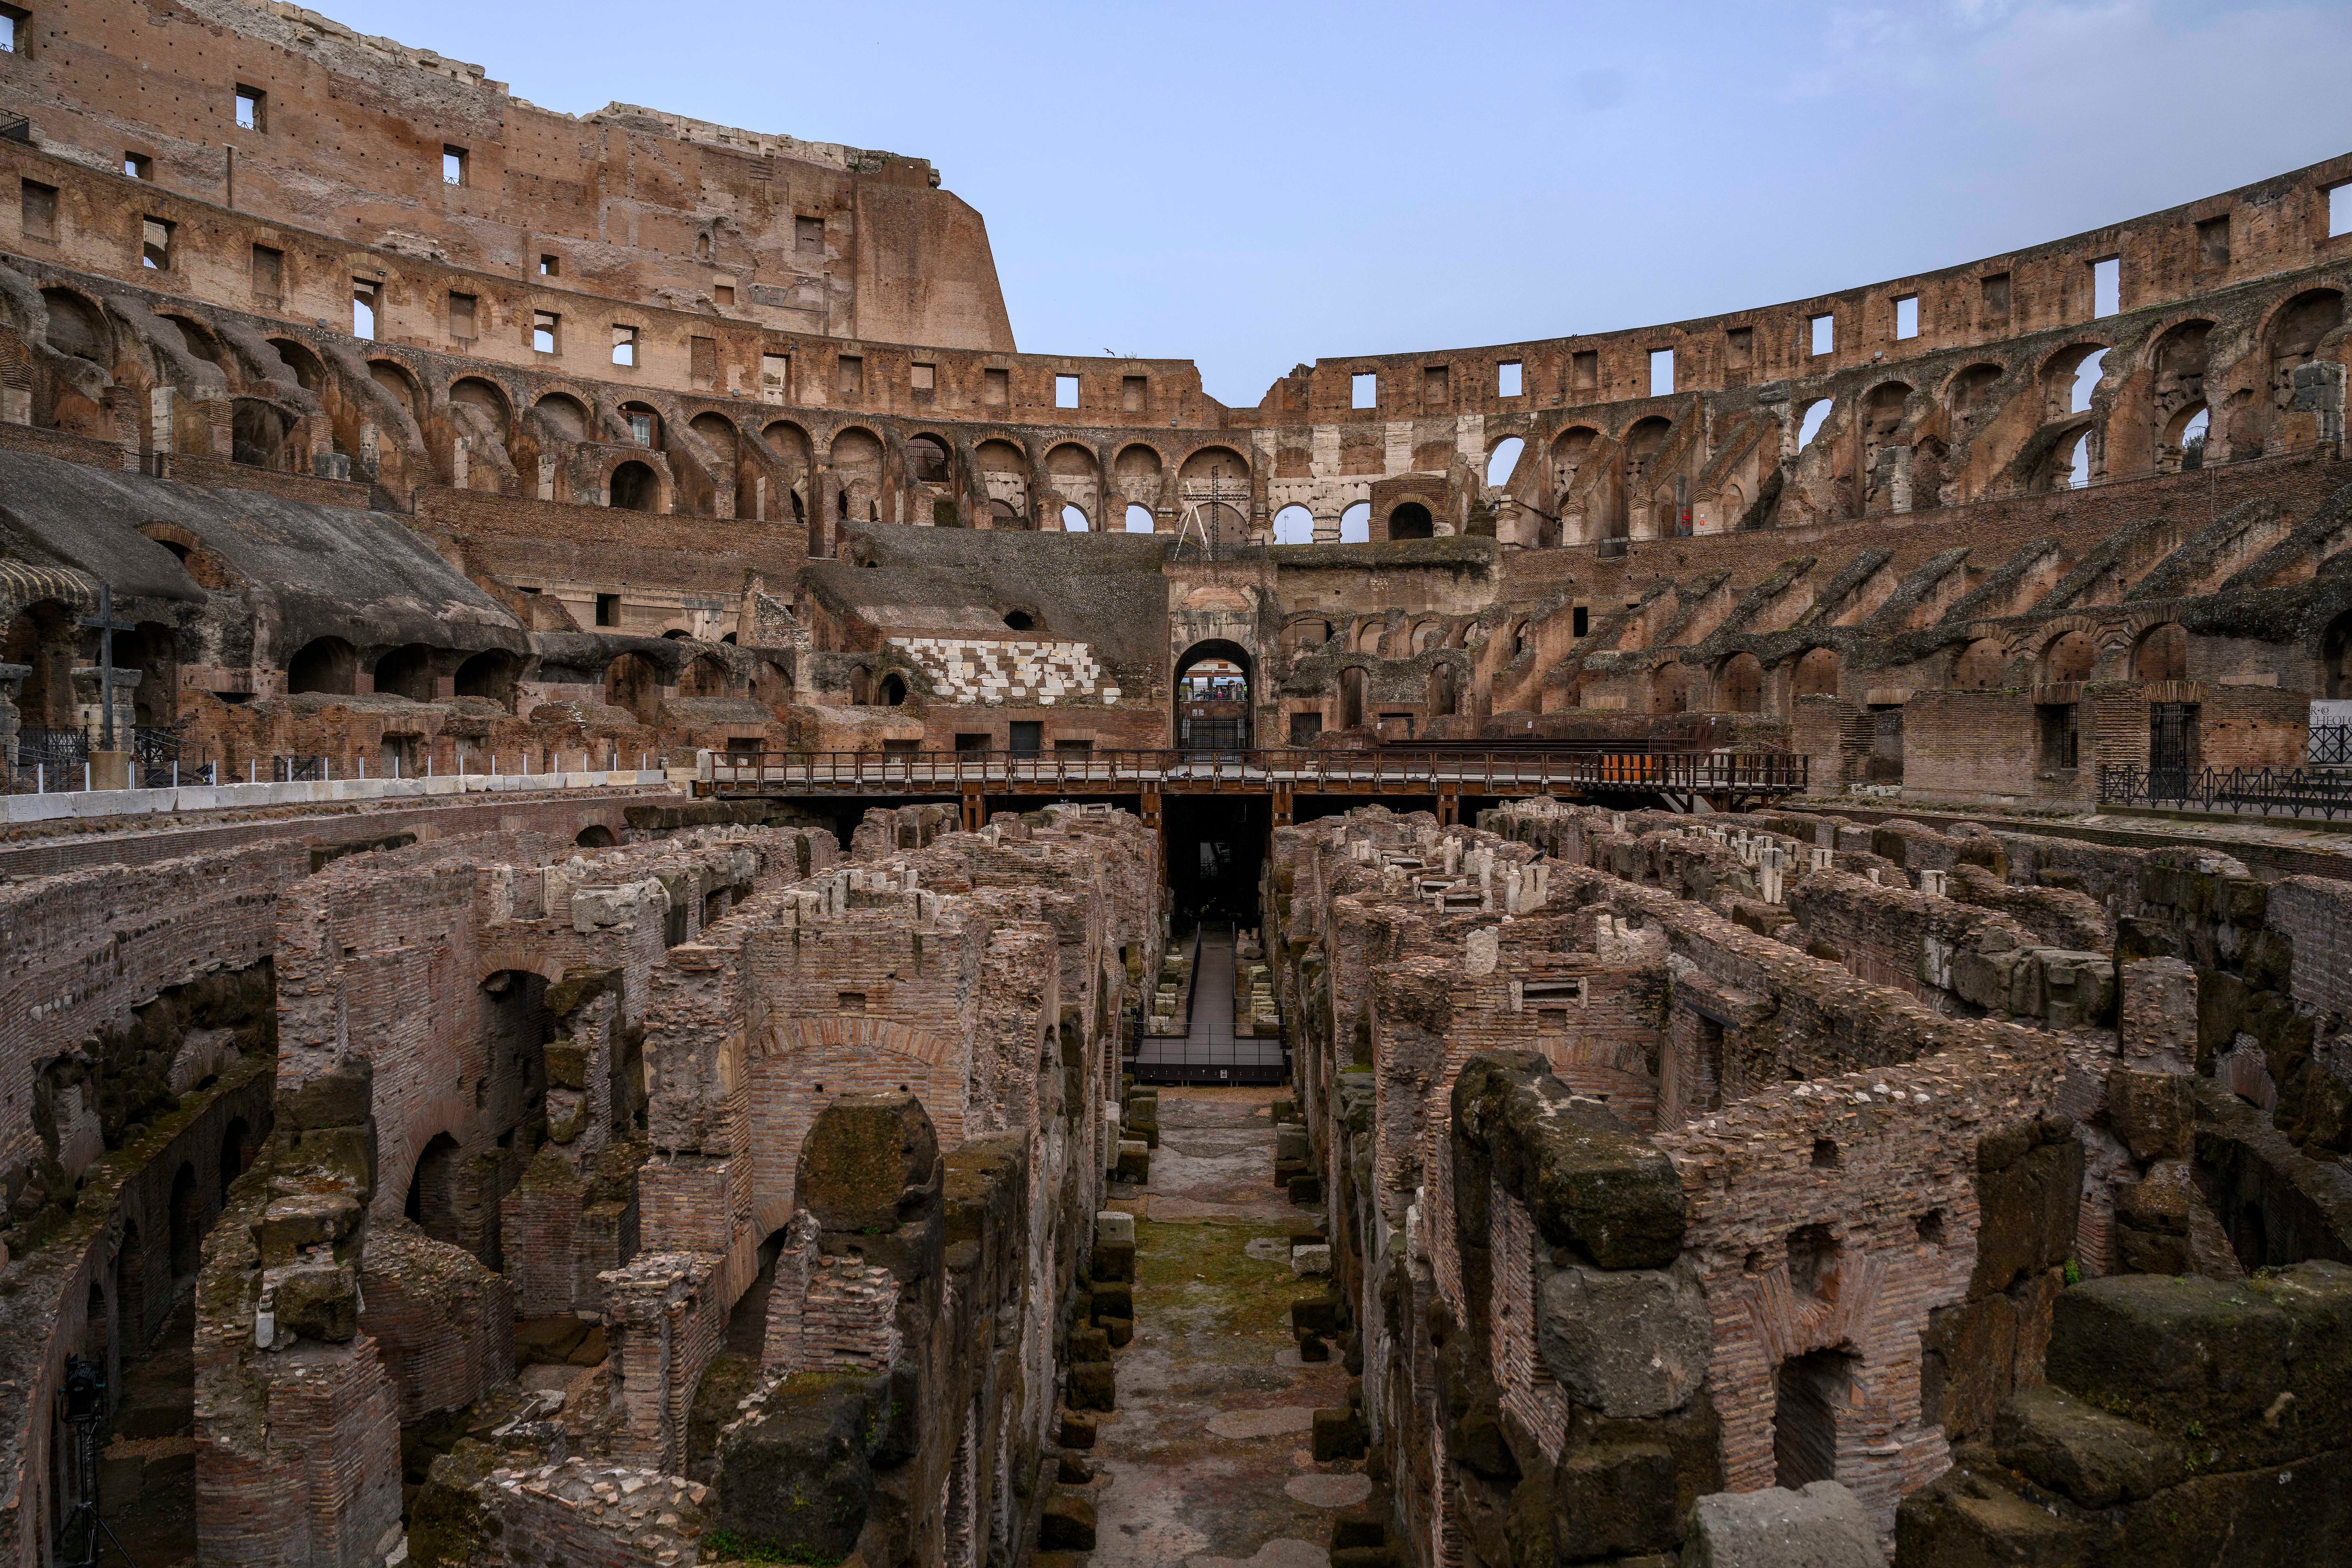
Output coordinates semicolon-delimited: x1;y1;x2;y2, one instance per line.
1135;1219;1302;1341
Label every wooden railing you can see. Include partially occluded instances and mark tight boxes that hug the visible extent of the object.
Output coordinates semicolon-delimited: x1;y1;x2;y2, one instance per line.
703;748;1807;796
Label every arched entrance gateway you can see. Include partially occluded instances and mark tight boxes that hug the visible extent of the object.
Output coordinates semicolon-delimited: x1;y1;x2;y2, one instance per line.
1174;638;1253;754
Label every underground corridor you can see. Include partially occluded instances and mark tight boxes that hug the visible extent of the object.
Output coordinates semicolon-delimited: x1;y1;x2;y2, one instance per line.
1078;1085;1395;1568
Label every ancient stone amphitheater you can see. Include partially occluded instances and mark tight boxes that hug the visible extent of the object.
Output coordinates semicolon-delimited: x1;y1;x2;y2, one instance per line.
0;4;2349;1567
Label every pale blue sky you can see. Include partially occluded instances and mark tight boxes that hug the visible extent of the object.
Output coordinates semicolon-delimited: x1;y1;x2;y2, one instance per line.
332;0;2352;409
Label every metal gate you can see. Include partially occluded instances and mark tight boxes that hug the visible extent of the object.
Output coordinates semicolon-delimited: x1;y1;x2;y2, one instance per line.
2150;702;2197;799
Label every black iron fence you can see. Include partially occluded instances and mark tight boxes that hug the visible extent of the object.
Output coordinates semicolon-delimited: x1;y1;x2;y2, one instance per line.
9;727;215;791
2311;724;2352;767
2099;763;2352;820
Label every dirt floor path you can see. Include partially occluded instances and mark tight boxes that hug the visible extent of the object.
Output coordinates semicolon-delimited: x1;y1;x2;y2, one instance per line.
1087;1086;1383;1568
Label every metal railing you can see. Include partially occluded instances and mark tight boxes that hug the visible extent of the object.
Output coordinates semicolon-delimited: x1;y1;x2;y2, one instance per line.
2099;762;2352;820
705;747;1807;796
2311;724;2352;767
9;728;215;792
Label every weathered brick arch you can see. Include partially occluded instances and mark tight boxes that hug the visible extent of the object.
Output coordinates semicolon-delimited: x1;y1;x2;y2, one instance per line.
745;1015;963;1234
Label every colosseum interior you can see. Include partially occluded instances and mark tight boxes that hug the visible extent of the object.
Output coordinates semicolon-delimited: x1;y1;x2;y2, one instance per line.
1;4;2351;1567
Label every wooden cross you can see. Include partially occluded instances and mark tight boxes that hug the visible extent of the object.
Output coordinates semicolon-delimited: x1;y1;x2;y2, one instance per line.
79;582;134;750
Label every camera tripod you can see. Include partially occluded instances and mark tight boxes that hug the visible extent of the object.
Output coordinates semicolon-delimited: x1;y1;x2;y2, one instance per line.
58;1359;135;1568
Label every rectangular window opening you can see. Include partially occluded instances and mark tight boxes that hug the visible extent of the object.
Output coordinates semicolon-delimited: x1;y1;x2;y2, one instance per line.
1571;350;1598;391
611;323;637;366
690;335;719;388
761;353;791;404
983;367;1009;406
712;279;735;308
2196;215;2231;268
911;362;937;392
19;178;56;242
836;353;863;399
1121;374;1147;411
442;145;467;187
1809;313;1834;356
1648;348;1674;397
627;411;654;446
1288;711;1323;746
251;244;283;304
538;253;558;278
594;593;620;628
123;151;151;181
234;86;265;132
1351;371;1378;409
1497;359;1523;398
2329;182;2350;239
532;310;560;355
140;216;173;271
1008;721;1042;755
1571;605;1589;638
1894;294;1919;340
352;279;378;341
2090;255;2120;318
1055;373;1079;409
0;6;24;55
1724;327;1752;370
795;215;825;255
1422;364;1450;406
1980;271;2010;320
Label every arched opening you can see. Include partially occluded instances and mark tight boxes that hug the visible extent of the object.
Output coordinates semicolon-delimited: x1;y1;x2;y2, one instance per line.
604;652;662;723
1953;638;2007;691
2164;402;2211;473
369;360;421;423
1410;620;1443;655
450;376;512;443
286;636;358;697
1339;502;1371;543
230;399;293;469
2042;631;2096;685
1339;665;1367;730
1124;503;1156;534
1271;504;1314;545
1003;610;1035;632
269;338;327;393
532;392;589;442
219;1117;252;1204
879;673;907;706
1387;501;1434;541
575;824;617;849
1650;662;1691;715
40;289;108;364
849;665;874;706
1426;661;1459;717
1285;618;1332;649
1796;398;1833;449
404;1132;463;1249
2;599;75;728
372;644;438;702
1486;437;1525;487
167;1162;201;1279
609;461;659;511
2269;289;2345;406
1717;652;1764;713
2322;610;2352;699
1176;639;1253;753
1060;505;1089;532
453;649;519;708
905;433;952;484
2132;622;2188;682
679;653;730;699
1792;647;1842;698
